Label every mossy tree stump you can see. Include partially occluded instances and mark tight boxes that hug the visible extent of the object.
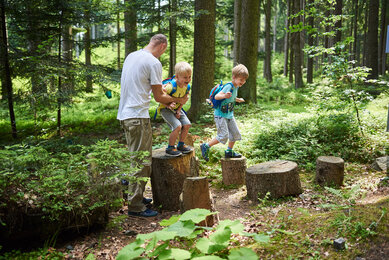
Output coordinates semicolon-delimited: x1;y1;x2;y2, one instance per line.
221;157;246;185
246;160;302;201
315;156;344;187
179;177;215;226
151;148;199;211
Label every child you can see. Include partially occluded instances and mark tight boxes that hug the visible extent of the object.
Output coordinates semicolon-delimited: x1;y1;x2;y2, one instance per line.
200;64;249;162
159;61;193;157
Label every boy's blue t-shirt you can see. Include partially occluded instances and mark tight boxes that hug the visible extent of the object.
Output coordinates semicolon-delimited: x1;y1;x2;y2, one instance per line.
214;82;238;119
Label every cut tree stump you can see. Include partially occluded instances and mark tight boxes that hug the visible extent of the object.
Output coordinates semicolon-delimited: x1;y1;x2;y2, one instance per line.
221;157;246;185
179;177;215;226
315;156;344;187
151;148;199;211
246;160;302;201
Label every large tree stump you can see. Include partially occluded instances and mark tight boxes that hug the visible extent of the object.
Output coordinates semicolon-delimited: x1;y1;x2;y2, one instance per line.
246;160;302;201
151;148;199;211
221;157;246;185
179;177;215;226
315;156;344;187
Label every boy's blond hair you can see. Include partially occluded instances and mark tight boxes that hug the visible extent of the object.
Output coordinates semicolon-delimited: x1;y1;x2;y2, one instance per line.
175;62;192;76
232;64;249;79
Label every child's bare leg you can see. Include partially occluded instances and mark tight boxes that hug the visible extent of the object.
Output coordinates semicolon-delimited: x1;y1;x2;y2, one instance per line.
169;125;182;146
179;124;191;142
228;141;235;149
208;138;219;147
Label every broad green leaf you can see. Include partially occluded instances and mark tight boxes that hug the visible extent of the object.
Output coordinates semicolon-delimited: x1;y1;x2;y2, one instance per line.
148;242;169;257
192;256;224;260
228;248;258;260
216;219;245;234
167;220;196;237
209;226;231;244
180;208;214;223
196;237;212;253
85;253;96;260
158;248;191;260
160;215;180;226
138;230;176;242
252;233;270;244
208;244;228;254
116;243;144;260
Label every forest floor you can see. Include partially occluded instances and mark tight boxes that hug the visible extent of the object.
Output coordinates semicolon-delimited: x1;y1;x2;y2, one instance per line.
54;175;389;260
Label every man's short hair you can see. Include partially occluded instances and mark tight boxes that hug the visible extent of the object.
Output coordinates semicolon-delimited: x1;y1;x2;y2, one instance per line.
175;62;192;76
150;34;167;46
232;64;249;79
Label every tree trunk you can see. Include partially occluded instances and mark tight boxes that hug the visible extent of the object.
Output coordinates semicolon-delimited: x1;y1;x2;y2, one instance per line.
124;0;137;57
362;2;368;66
306;0;313;83
283;0;290;77
0;0;17;138
315;156;344;187
116;0;121;70
292;0;303;88
187;0;215;122
379;0;387;75
169;0;177;77
352;0;359;64
334;0;342;45
366;0;379;79
272;1;277;52
221;157;246;185
62;25;74;95
233;0;242;66
263;0;272;82
85;3;92;93
238;0;260;103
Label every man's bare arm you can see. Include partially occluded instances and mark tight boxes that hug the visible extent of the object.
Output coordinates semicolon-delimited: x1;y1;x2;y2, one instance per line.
151;85;189;104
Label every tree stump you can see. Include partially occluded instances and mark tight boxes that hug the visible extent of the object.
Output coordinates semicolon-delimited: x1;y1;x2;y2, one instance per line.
315;156;344;187
221;157;246;185
246;160;302;201
179;177;215;227
151;148;199;211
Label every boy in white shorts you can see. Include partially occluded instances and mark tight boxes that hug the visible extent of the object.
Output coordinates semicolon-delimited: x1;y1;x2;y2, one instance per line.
200;64;249;162
159;62;193;156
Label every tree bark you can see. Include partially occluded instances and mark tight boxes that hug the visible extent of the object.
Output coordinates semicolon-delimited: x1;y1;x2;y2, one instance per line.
315;156;344;187
169;0;177;77
238;0;260;103
0;0;17;138
116;0;121;70
85;2;92;93
292;0;303;88
263;0;272;82
379;0;387;75
221;157;246;185
306;0;313;83
124;0;137;57
352;0;359;64
333;0;343;45
187;0;215;122
233;0;242;66
366;0;379;79
283;0;290;77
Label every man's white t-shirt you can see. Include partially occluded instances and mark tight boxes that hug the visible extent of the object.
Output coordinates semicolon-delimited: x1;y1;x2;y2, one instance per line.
117;49;162;120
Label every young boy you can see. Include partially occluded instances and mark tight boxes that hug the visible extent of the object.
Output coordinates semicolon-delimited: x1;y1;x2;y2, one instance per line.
200;64;249;162
159;61;193;157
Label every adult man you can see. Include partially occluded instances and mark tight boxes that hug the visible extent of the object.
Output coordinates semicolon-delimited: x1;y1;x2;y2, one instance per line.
117;34;188;217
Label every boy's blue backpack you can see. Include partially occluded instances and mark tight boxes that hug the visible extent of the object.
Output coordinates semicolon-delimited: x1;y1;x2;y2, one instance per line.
208;80;233;109
153;75;190;120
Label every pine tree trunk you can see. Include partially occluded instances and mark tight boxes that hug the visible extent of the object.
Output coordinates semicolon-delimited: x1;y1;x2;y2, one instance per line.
352;0;359;64
0;0;17;138
124;0;137;57
187;0;215;122
366;0;379;79
238;0;260;103
334;0;343;45
85;3;93;93
116;0;121;70
233;0;242;66
292;0;303;88
379;0;387;75
283;0;290;77
264;0;272;82
306;0;313;83
169;0;177;77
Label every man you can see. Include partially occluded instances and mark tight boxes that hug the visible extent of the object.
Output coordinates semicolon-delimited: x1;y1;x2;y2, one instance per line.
117;34;188;217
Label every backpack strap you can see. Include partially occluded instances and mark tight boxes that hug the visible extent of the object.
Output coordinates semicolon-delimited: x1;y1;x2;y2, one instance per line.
170;79;178;95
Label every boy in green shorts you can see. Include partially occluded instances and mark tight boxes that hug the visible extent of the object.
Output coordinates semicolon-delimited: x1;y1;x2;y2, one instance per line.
200;64;248;162
159;62;193;156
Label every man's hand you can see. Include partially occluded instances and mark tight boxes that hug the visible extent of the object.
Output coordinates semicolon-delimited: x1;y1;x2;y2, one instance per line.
175;111;181;119
175;94;189;105
167;102;176;110
236;97;245;103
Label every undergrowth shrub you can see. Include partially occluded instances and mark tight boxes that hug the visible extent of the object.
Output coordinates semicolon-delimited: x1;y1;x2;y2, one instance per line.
251;112;370;169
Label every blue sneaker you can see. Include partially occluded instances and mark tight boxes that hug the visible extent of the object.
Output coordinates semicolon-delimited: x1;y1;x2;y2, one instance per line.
200;143;209;162
142;197;152;204
128;208;158;217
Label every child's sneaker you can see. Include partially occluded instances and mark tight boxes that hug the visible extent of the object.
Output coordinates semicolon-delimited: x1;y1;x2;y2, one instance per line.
166;146;182;157
177;144;192;154
225;150;242;158
200;143;210;162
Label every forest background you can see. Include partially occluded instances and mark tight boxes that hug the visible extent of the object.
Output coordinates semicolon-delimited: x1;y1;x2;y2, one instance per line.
1;0;389;259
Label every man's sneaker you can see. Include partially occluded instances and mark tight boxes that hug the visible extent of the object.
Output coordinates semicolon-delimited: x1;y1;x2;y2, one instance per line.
128;208;158;217
166;146;182;157
142;197;152;204
225;150;242;158
177;144;192;154
200;143;209;162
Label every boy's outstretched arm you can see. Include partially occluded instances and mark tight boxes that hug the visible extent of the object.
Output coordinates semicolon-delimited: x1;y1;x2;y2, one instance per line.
236;97;245;103
215;91;232;100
